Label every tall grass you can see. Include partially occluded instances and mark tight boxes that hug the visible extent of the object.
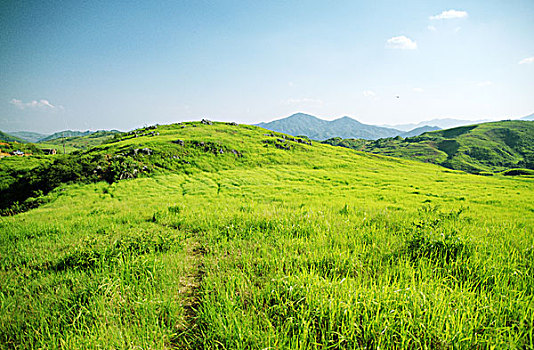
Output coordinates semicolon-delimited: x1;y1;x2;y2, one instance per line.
0;122;533;348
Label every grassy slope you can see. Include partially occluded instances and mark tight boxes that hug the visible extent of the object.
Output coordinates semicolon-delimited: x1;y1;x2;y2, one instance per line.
0;131;26;143
323;120;534;173
36;131;120;153
0;121;533;348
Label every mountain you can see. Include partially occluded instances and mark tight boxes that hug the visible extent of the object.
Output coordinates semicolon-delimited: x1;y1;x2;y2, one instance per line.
0;131;26;143
520;113;534;121
388;118;491;131
39;130;95;142
257;113;402;140
323;120;534;173
8;131;48;143
399;125;441;138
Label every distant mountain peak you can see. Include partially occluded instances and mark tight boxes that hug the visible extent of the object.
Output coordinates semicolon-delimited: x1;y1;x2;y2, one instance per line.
286;112;321;120
256;113;401;140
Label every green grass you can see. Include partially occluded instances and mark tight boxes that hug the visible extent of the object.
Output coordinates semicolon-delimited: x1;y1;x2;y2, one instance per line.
323;120;534;174
0;121;533;348
36;131;120;153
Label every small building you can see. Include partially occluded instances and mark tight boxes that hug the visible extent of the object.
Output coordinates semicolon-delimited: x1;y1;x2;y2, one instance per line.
42;148;57;155
12;150;24;156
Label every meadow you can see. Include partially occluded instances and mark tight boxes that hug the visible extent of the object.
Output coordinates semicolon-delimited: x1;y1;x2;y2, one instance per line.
0;122;533;349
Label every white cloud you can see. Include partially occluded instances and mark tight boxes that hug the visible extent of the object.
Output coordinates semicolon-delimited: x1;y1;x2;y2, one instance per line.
385;36;417;50
476;81;493;87
427;25;437;31
363;90;376;98
413;88;424;93
519;57;534;64
454;27;462;33
284;98;323;106
10;98;63;111
430;9;468;20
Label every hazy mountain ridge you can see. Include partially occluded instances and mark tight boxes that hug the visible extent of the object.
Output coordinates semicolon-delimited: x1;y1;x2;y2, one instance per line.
39;130;97;142
399;125;441;138
0;131;26;143
7;131;47;143
257;113;435;140
2;129;121;143
385;118;491;131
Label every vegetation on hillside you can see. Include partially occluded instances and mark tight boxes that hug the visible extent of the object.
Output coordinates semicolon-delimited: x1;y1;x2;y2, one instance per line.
0;121;533;348
0;141;45;157
36;130;121;153
0;131;26;143
323;120;534;173
39;130;116;142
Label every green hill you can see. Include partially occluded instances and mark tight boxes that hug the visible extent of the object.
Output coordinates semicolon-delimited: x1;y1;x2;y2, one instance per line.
39;130;94;142
1;121;533;348
8;131;48;143
323;120;534;173
398;125;441;137
36;130;121;153
0;130;26;143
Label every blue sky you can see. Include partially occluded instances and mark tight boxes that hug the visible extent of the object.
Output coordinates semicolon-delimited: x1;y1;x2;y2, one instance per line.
1;0;533;132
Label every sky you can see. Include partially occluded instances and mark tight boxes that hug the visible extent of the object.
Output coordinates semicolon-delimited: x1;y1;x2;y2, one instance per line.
1;0;533;133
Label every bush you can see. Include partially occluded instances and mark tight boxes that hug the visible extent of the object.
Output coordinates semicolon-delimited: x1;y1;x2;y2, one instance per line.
404;230;469;264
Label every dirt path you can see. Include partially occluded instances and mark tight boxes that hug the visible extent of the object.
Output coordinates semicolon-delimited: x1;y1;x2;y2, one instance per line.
175;238;206;348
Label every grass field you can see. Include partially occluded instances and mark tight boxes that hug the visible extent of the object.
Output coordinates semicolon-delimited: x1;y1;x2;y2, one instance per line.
1;122;533;348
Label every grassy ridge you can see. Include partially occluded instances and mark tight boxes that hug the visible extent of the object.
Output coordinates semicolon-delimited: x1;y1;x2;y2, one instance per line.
0;121;533;348
0;131;27;144
36;131;120;153
323;120;534;173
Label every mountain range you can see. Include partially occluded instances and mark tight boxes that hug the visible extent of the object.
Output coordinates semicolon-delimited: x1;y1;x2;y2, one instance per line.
0;131;26;143
3;112;532;145
387;112;534;130
8;131;48;143
256;113;441;140
0;130;121;144
385;118;491;132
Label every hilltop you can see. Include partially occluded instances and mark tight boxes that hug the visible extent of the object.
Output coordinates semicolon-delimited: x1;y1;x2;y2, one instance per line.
323;120;534;173
398;125;441;138
257;113;435;140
